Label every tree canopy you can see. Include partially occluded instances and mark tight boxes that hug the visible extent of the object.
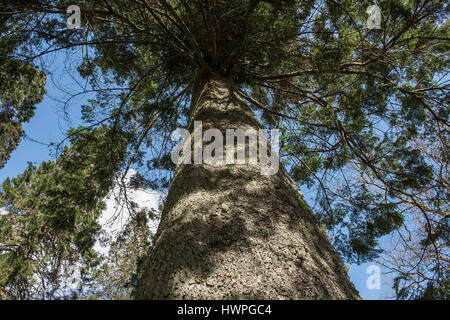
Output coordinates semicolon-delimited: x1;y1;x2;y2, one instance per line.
0;0;448;299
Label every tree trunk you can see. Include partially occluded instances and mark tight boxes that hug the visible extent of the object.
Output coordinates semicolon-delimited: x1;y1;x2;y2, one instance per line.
135;73;360;299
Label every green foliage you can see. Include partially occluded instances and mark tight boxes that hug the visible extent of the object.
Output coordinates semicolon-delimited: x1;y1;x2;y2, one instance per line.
394;270;449;300
0;5;49;168
0;57;46;168
0;126;127;299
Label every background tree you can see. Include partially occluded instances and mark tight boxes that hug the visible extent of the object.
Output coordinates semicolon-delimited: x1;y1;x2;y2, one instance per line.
0;126;127;299
0;0;448;299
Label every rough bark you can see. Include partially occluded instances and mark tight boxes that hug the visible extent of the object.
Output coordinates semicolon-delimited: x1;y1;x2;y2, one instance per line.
136;73;360;299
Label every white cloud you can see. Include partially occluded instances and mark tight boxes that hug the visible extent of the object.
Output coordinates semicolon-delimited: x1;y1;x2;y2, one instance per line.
94;170;163;255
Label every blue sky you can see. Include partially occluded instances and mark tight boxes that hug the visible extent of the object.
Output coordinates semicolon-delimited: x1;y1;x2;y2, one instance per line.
0;52;392;300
